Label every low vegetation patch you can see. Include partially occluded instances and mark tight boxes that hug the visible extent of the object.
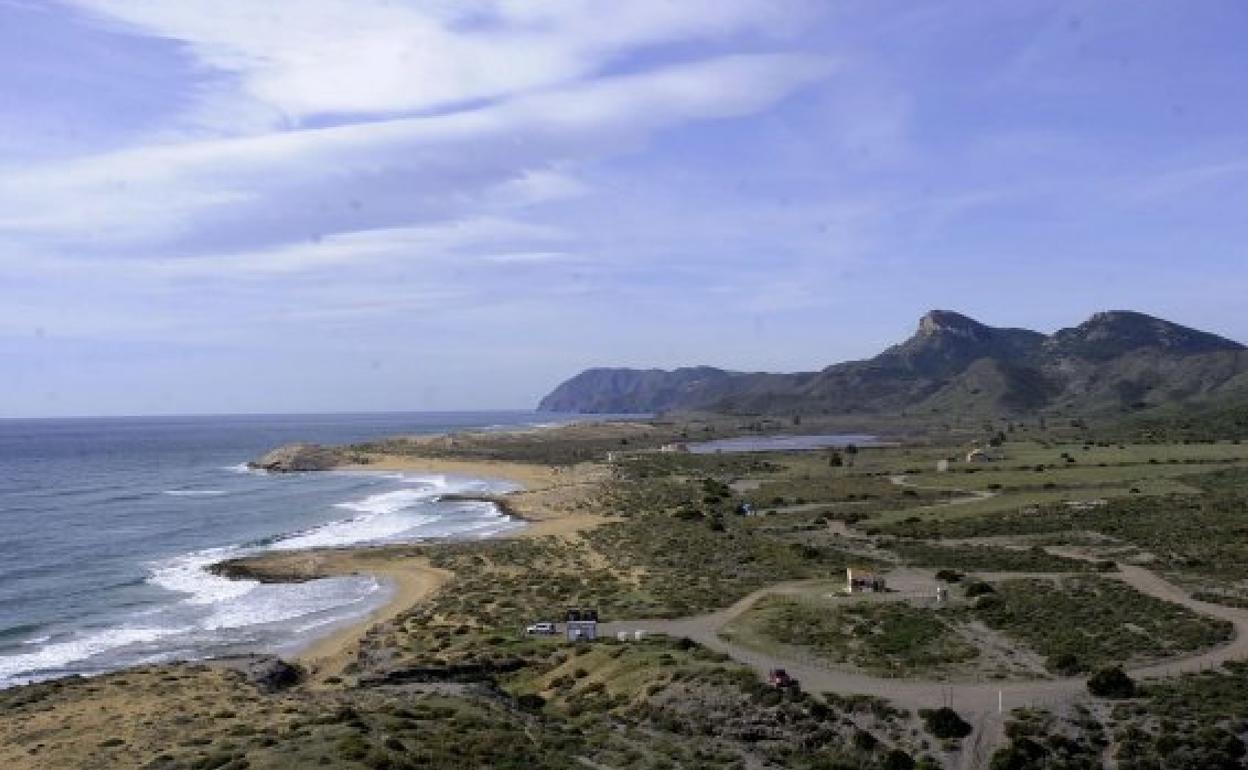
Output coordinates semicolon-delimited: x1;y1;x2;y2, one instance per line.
969;576;1232;674
892;543;1099;573
724;596;978;677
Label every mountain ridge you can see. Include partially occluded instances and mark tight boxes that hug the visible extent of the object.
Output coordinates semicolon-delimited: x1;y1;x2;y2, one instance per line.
537;310;1246;415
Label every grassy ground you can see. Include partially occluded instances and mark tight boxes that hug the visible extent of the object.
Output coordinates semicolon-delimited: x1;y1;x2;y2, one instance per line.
0;665;581;770
877;468;1248;583
890;542;1104;573
968;576;1233;674
990;662;1248;769
721;595;978;678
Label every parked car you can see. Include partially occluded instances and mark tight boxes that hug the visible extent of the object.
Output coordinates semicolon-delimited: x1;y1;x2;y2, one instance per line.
525;621;558;636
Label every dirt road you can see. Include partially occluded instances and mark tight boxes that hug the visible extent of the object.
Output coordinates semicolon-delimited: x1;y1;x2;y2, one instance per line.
601;559;1248;719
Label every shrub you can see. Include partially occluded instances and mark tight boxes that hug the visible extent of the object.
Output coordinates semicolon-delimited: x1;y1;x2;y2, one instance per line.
852;728;878;751
919;707;972;739
882;748;916;770
1047;652;1082;676
989;736;1048;770
964;581;995;598
934;569;963;583
1087;665;1136;698
516;693;546;711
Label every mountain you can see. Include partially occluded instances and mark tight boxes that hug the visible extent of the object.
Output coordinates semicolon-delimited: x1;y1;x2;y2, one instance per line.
538;310;1247;416
537;366;752;414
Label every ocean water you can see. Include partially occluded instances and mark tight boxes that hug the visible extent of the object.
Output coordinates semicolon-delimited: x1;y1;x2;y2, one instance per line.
0;411;584;688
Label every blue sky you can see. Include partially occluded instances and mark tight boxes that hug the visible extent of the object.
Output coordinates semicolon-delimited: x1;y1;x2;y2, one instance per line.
2;0;1246;416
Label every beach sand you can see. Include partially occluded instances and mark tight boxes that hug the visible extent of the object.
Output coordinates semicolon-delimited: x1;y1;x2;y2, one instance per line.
273;550;452;683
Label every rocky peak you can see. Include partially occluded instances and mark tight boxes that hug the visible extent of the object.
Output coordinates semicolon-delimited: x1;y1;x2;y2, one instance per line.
1049;310;1245;361
917;310;991;340
877;310;1039;377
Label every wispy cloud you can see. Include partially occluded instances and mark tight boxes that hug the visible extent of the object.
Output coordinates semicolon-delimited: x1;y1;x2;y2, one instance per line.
0;51;832;253
5;0;1247;416
68;0;815;122
150;218;571;277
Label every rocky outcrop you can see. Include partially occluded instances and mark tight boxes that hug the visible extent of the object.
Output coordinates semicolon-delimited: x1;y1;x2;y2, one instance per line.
211;655;304;693
207;556;329;583
247;443;353;472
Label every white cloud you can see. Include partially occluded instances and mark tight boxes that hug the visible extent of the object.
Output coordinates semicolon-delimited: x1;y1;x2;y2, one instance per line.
151;217;570;277
0;52;833;251
481;251;575;265
69;0;814;122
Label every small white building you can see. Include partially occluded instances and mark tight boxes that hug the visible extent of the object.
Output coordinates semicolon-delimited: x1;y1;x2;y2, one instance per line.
659;443;690;454
936;459;950;473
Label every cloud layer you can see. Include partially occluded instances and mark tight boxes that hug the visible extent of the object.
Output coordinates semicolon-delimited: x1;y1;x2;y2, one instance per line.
3;0;1247;416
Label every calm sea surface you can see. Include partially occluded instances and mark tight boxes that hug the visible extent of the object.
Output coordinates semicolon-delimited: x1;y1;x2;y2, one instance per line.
0;411;590;687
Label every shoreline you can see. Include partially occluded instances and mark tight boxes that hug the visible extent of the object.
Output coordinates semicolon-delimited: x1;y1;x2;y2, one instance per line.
267;549;453;683
212;454;607;683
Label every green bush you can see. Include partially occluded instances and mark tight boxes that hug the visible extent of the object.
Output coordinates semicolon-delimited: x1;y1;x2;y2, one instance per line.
919;707;972;740
1087;665;1135;698
964;581;995;598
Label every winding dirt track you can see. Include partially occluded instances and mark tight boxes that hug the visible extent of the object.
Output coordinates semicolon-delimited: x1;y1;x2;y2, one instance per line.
599;474;1248;767
601;564;1248;716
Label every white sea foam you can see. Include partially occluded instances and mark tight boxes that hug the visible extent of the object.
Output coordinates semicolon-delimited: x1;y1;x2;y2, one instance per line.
200;577;382;631
402;474;450;489
224;462;266;475
271;511;440;550
4;470;520;688
333;487;439;515
148;548;258;605
0;626;187;685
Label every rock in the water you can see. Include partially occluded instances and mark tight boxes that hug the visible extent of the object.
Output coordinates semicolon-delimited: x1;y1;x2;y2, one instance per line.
248;443;344;472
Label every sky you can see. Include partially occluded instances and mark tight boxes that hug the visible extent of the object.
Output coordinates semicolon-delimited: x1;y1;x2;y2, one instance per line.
2;0;1246;417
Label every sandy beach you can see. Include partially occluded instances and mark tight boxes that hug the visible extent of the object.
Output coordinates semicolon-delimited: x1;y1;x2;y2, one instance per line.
268;550;453;683
226;453;610;682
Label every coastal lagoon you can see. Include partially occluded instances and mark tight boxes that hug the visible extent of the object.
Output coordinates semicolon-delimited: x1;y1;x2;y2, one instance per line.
688;433;885;454
0;412;581;687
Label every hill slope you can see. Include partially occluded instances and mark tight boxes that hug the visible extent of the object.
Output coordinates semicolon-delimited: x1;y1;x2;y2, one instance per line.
539;310;1246;416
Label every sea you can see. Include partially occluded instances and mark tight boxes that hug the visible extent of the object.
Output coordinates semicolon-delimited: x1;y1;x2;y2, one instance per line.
0;411;591;688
